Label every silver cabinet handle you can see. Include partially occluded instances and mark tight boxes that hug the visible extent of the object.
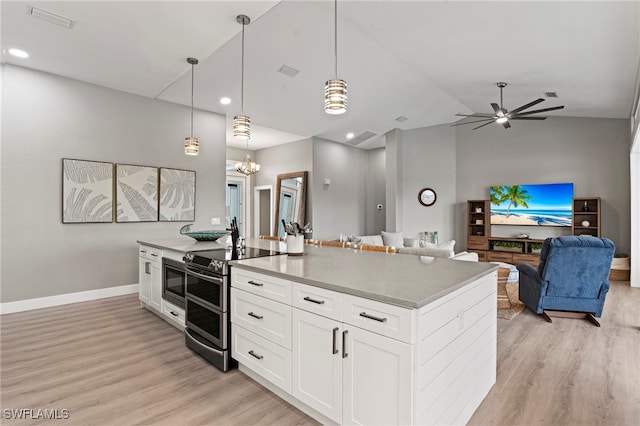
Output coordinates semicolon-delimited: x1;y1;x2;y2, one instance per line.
359;312;387;323
145;261;150;274
248;312;263;320
248;350;263;360
342;330;348;358
332;327;339;354
303;296;325;305
248;280;264;287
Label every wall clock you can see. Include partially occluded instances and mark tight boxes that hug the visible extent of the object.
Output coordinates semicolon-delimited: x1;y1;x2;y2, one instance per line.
418;188;437;207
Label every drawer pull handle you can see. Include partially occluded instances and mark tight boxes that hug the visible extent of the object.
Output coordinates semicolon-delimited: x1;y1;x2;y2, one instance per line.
170;311;179;317
140;250;147;254
342;330;348;358
248;280;264;287
359;312;387;323
248;312;263;320
332;327;339;355
150;253;158;257
248;350;263;360
303;296;325;305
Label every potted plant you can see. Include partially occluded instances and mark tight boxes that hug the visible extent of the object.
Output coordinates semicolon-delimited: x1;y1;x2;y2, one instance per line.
492;240;524;253
530;242;543;255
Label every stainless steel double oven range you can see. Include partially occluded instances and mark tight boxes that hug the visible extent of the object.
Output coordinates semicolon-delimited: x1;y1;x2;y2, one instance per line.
183;246;282;372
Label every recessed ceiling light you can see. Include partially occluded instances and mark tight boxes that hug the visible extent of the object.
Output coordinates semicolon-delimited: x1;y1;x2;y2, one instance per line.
220;97;231;105
8;48;29;58
346;132;355;139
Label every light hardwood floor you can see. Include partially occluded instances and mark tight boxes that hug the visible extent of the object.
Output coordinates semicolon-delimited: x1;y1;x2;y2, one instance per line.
1;281;638;425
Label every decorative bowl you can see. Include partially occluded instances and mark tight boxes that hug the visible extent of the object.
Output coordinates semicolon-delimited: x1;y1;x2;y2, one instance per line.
179;224;231;241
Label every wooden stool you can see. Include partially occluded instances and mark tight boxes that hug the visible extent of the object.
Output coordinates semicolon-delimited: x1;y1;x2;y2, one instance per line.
497;267;511;309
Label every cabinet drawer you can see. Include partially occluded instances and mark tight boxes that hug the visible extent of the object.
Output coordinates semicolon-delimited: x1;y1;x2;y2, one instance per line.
474;251;488;261
512;254;540;267
342;294;415;344
486;252;513;263
162;300;185;328
232;325;292;394
232;269;292;304
292;283;342;321
467;236;488;250
139;245;162;262
231;288;292;350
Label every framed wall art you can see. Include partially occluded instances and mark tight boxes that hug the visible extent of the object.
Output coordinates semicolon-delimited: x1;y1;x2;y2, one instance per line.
115;164;159;222
62;158;114;223
159;168;196;222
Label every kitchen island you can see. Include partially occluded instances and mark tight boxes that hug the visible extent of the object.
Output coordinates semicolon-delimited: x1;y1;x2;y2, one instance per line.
229;243;498;425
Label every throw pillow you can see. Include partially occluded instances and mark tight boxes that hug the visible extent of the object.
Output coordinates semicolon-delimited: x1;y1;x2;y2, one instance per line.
357;235;384;246
422;239;456;251
381;231;405;248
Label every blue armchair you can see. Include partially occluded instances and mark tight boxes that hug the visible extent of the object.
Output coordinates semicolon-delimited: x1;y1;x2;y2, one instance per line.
516;236;615;326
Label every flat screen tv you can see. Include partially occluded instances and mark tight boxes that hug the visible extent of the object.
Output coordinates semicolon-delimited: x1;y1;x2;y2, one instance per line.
489;183;573;226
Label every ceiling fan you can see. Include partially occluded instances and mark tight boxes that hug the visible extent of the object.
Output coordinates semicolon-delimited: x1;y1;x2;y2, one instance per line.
453;82;564;130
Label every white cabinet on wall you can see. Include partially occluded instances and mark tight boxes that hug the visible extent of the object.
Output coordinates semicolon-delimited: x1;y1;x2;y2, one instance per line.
138;244;162;312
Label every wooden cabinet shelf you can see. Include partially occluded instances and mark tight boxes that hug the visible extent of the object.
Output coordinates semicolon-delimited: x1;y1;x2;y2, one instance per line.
572;197;601;237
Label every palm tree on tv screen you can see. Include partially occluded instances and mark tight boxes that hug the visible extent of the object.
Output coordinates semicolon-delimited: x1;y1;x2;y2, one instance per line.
490;185;532;218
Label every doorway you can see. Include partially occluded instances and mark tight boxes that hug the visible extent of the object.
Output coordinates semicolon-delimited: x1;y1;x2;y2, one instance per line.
254;185;273;237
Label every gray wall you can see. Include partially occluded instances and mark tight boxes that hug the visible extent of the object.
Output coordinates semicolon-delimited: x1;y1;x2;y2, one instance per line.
399;125;457;243
254;139;313;235
312;138;367;240
455;116;631;253
1;65;227;303
366;148;386;235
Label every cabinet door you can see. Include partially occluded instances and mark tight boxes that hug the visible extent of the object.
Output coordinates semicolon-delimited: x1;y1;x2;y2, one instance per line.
292;308;343;423
138;257;150;304
149;260;162;312
343;326;413;426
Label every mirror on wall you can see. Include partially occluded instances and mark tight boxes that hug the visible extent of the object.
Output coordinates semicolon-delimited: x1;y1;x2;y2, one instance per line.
274;171;307;237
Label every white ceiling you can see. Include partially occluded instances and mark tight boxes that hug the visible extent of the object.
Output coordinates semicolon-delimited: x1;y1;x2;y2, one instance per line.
2;1;639;151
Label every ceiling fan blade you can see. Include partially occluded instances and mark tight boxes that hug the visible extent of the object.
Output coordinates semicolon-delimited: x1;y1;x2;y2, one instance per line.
502;121;511;129
455;113;495;118
512;105;564;117
508;98;545;115
472;120;496;130
491;103;501;114
451;118;495;126
510;116;547;120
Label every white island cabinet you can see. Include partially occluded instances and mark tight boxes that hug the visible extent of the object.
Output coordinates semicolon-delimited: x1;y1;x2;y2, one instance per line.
138;244;162;311
230;260;497;426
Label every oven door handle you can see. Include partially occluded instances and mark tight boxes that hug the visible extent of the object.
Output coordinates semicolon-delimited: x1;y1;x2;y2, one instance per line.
185;268;223;284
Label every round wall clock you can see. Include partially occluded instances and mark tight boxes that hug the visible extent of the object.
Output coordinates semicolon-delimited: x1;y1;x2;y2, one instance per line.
418;188;437;207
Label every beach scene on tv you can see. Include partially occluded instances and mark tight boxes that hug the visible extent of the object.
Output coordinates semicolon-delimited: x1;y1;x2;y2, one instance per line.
490;183;573;226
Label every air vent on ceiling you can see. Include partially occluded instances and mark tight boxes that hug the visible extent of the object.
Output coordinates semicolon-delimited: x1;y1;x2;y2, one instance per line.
544;91;558;98
29;7;74;28
277;64;299;78
395;116;408;122
347;131;377;145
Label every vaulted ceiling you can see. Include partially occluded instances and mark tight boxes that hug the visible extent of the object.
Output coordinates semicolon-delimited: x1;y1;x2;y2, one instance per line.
3;1;639;150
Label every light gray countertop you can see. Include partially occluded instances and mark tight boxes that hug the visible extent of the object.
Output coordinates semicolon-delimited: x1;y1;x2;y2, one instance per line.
230;243;498;309
136;237;227;253
136;236;287;253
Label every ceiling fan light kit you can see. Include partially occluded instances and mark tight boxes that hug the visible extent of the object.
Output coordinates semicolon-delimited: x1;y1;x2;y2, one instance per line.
453;82;564;130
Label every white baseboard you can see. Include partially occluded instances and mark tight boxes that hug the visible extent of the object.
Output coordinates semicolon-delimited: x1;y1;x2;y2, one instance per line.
0;284;140;315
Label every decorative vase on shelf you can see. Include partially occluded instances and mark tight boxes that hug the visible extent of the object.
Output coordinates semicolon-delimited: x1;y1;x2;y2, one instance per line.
581;220;591;227
582;201;589;212
475;207;482;213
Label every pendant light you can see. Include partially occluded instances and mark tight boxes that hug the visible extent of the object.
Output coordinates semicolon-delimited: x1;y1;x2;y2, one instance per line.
233;15;251;140
184;57;199;155
324;0;347;114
